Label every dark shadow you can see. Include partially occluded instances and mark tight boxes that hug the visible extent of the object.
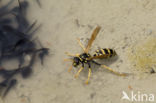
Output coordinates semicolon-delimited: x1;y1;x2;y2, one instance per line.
0;0;49;98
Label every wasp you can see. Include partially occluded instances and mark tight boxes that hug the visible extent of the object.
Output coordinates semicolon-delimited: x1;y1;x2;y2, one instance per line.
65;26;126;84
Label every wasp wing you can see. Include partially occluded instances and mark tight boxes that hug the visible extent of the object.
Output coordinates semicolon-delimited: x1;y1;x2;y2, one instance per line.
85;26;101;53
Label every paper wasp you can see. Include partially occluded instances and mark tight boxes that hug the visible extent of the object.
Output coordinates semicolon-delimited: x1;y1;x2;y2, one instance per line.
65;26;126;84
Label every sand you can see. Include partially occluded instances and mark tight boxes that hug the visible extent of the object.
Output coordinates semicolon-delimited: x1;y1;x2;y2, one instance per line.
1;0;156;103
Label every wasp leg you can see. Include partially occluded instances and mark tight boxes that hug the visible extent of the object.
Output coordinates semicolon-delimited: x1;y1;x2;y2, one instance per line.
68;65;73;73
74;64;84;78
101;65;126;76
85;63;92;84
76;38;86;52
85;68;91;84
65;52;80;57
74;66;84;78
92;60;101;65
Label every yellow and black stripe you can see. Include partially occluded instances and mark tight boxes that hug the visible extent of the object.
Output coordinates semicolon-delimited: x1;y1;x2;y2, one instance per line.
93;48;116;58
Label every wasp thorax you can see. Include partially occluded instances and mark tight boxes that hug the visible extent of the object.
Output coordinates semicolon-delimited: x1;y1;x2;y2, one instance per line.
80;53;91;59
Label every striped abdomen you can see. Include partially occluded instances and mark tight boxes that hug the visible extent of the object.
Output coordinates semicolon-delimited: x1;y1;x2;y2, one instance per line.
93;48;117;58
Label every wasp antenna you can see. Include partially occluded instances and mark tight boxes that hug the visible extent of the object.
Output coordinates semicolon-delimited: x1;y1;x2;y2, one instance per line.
64;59;73;62
76;38;86;52
65;52;77;57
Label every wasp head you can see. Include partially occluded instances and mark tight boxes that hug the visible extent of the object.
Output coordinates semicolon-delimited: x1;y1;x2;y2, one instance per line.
72;57;80;67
